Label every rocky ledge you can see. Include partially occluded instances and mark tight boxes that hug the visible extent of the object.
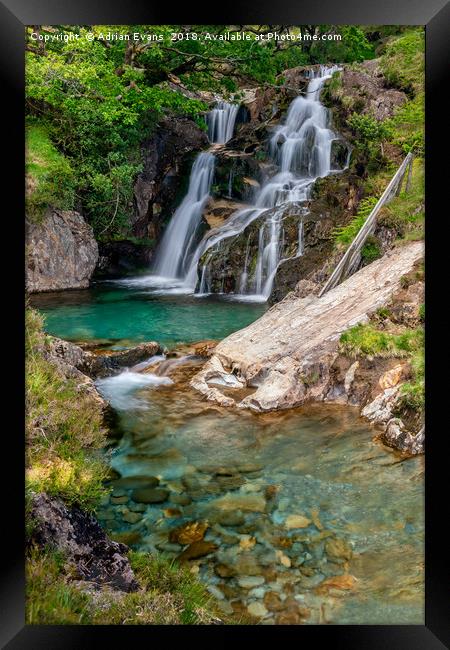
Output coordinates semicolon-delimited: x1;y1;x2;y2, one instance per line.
45;337;164;379
191;242;424;455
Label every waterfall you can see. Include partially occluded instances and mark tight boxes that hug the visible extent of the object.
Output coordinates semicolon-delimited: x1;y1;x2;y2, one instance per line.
184;65;343;299
151;153;215;280
125;66;344;300
149;100;239;282
207;101;239;145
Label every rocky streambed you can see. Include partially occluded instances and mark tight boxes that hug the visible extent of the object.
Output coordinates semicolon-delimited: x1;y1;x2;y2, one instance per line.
92;352;424;625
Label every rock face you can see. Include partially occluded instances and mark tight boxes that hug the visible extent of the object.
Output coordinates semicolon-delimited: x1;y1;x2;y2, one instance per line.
26;210;98;293
95;240;154;278
191;242;423;413
30;493;139;592
133;116;208;239
322;59;407;126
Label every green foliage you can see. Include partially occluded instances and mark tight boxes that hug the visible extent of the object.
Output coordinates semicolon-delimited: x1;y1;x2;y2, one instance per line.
26;547;224;625
380;29;424;95
387;93;424;156
26;548;92;624
311;26;375;63
25;28;207;239
26;307;109;511
26;125;76;221
333;196;378;245
361;235;381;263
24;25;390;238
348;113;391;142
127;552;218;625
339;323;424;358
396;349;425;414
377;158;424;240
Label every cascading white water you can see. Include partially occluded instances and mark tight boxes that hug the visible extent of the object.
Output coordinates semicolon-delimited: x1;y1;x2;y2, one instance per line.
207;101;239;145
151;152;215;280
148;101;239;282
184;65;343;299
117;67;343;299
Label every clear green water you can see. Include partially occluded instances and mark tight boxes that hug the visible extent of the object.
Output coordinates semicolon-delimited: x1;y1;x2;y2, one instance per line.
30;283;267;347
95;358;424;625
31;282;424;624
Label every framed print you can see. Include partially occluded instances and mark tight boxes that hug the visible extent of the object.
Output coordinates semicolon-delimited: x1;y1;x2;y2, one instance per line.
1;0;449;646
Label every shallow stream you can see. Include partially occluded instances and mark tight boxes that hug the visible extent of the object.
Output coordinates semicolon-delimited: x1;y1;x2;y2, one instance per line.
33;285;424;624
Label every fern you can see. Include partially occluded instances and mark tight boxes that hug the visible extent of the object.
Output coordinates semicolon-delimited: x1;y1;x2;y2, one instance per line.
333;196;378;246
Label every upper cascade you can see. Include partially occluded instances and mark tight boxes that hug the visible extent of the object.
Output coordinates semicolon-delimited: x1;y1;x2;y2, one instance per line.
207;101;239;144
183;65;345;298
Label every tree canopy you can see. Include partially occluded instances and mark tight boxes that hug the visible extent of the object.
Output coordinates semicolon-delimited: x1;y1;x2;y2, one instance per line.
25;25;383;237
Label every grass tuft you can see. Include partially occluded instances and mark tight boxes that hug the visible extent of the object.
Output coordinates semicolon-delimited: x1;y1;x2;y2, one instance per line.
26;125;76;222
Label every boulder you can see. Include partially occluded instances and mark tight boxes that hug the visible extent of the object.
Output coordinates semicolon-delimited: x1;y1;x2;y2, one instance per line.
29;493;139;592
26;209;98;293
191;242;424;412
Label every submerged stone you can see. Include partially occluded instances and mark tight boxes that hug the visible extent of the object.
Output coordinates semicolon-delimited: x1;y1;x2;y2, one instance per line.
247;602;268;618
113;476;160;489
284;514;312;530
216;510;246;527
131;488;169;504
208;493;266;513
237;576;265;589
169;521;208;545
122;511;142;524
177;540;218;561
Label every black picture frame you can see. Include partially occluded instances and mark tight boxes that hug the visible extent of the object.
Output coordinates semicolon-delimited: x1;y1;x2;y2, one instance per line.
3;1;449;647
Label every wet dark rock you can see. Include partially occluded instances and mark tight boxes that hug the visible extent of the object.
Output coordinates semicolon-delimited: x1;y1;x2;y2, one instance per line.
45;335;164;380
30;493;139;592
133;116;208;240
379;419;424;455
131;487;170;504
84;342;164;378
95;240;154;279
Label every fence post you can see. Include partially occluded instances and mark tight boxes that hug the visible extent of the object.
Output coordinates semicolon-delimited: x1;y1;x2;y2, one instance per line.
318;152;413;298
405;156;413;193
